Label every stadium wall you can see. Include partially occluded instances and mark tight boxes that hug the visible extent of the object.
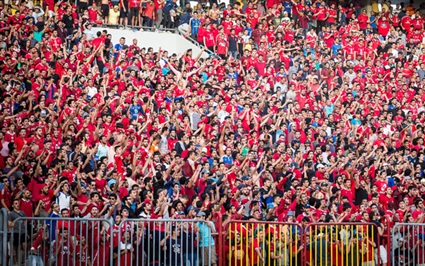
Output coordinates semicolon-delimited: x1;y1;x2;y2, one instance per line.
93;27;210;58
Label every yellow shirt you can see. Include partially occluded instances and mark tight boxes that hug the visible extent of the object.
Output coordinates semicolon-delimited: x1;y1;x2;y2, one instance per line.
381;2;390;13
371;1;379;13
243;43;252;51
109;9;120;24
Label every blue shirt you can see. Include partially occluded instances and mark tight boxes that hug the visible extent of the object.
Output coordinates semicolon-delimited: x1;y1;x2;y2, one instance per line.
331;43;342;55
179;13;191;26
197;221;215;247
370;15;377;28
47;212;60;241
245;27;253;36
163;0;177;14
129;104;144;120
221;155;233;165
283;1;292;14
189;18;200;35
114;43;124;58
325;104;334;117
351;119;362;126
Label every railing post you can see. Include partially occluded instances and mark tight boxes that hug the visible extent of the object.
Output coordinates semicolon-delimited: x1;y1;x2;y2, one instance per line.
0;209;7;266
216;213;223;266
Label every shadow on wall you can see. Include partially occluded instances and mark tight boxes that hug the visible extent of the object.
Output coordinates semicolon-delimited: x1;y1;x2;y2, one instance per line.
93;27;210;58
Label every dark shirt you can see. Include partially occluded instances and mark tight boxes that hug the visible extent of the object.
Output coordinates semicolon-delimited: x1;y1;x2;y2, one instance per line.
163;1;177;14
228;35;237;51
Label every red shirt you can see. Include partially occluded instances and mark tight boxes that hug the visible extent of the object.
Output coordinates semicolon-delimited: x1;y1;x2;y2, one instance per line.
316;7;326;20
221;20;233;35
341;187;354;203
216;38;228;55
129;0;140;8
20;198;33;217
88;7;98;21
377;20;390;36
401;16;412;30
327;9;337;24
37;190;54;212
358;13;369;29
0;187;11;209
204;30;215;47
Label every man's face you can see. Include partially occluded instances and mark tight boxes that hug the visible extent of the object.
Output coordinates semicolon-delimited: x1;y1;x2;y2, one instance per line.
91;207;99;216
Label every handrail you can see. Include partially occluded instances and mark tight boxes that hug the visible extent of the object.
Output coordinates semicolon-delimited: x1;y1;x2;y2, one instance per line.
0;208;7;266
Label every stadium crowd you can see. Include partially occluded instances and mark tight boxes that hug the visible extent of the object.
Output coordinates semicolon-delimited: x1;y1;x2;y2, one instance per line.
1;0;425;265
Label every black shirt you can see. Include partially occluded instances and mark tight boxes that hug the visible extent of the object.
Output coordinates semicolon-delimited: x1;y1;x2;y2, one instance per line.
355;187;368;205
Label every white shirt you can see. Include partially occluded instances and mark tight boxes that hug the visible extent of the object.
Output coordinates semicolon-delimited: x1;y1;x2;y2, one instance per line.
87;86;97;98
97;143;109;159
84;29;95;40
56;191;70;211
217;110;229;123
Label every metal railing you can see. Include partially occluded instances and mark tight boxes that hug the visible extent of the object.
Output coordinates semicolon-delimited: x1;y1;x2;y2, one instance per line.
115;218;216;266
303;222;383;266
3;211;396;266
5;215;218;266
0;209;7;266
225;220;303;266
392;223;425;266
8;216;114;266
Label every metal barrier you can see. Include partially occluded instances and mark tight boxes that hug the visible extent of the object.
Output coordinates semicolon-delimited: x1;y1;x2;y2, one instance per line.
8;216;114;266
5;213;394;266
303;223;383;266
6;215;216;266
225;220;302;266
0;209;7;266
392;223;425;266
116;218;216;266
381;215;392;266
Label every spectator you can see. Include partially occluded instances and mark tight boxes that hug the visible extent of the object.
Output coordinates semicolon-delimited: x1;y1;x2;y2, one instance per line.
195;211;217;266
143;0;156;28
163;0;179;29
109;6;121;25
0;177;11;212
1;0;425;264
8;199;27;265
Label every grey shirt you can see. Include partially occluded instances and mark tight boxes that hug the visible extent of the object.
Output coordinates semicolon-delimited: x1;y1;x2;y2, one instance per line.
418;69;425;81
190;112;201;130
288;65;299;81
160;135;169;154
8;210;26;234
